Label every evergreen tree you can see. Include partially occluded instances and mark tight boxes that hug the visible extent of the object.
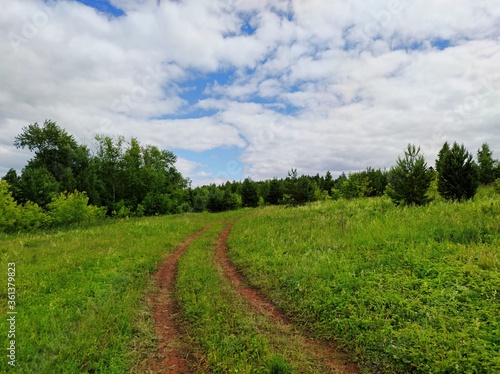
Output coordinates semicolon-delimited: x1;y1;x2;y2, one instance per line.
477;143;496;185
266;178;283;205
437;142;479;201
386;144;433;206
283;169;316;205
323;171;334;194
241;178;259;207
435;141;450;175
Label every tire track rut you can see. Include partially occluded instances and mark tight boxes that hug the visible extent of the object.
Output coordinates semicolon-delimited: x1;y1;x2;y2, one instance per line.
146;226;209;373
215;222;361;374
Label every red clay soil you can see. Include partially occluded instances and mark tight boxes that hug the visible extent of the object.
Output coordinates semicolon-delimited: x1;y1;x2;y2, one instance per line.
215;222;361;374
146;227;209;374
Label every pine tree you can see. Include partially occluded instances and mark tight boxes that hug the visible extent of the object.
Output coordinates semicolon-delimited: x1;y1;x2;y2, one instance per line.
266;178;283;205
435;141;450;175
437;142;479;201
477;143;496;185
386;144;433;206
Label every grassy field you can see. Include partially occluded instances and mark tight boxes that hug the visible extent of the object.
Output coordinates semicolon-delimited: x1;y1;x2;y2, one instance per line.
1;188;499;373
0;213;218;373
176;218;331;373
228;188;500;373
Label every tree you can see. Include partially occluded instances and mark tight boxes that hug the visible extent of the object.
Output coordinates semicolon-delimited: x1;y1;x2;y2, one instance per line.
16;165;60;207
386;144;433;206
14;120;91;193
266;178;283;205
241;178;259;207
435;141;450;175
437;142;479;201
323;171;334;195
477;143;496;185
1;169;20;198
283;169;316;206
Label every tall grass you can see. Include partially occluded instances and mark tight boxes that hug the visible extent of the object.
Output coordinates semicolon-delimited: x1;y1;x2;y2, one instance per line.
228;188;500;373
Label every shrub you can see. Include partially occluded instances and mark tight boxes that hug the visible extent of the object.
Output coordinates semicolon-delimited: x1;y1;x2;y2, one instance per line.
0;180;49;232
0;180;19;232
47;190;105;226
19;201;49;230
493;178;500;194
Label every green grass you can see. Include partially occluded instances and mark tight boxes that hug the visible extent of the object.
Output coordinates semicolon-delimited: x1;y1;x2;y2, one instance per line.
0;213;216;373
228;188;500;373
176;218;330;373
2;187;499;373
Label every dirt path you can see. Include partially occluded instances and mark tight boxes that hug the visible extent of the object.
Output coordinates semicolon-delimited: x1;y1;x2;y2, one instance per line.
146;227;209;374
215;222;361;374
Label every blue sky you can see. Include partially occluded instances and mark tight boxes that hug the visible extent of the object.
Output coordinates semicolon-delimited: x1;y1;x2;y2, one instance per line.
1;0;499;185
74;0;125;17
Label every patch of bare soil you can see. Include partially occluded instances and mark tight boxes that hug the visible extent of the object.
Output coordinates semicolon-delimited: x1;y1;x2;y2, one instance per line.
215;222;361;374
145;227;209;374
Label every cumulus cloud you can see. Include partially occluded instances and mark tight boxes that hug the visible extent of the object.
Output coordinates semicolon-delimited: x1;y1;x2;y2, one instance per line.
1;0;499;185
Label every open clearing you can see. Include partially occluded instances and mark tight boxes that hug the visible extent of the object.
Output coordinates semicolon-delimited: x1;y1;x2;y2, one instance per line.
1;189;499;373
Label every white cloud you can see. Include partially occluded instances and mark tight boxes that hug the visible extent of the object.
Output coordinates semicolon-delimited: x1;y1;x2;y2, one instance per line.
1;0;499;182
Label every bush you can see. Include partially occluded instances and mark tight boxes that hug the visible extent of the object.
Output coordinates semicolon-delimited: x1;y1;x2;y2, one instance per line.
47;190;105;226
0;180;19;232
0;180;49;232
141;192;171;215
493;178;500;194
19;201;48;230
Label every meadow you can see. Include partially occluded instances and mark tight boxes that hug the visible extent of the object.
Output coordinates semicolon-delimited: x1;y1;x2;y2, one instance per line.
0;213;216;373
0;187;499;373
229;187;500;373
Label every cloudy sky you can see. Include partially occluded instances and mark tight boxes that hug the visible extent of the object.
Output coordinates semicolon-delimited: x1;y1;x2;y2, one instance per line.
1;0;499;186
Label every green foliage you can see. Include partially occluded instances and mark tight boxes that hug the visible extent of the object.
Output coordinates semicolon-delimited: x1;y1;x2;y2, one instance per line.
191;188;209;212
269;355;292;374
494;178;500;194
340;173;372;199
477;143;497;185
386;144;434;206
47;190;105;226
283;169;316;206
94;135;185;214
266;178;284;205
437;142;480;201
18;201;49;230
14;120;91;193
16;165;60;207
0;180;48;232
0;180;19;232
241;178;259;207
206;186;241;212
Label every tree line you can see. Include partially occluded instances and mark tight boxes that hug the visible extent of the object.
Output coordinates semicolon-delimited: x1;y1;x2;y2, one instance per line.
1;120;499;232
